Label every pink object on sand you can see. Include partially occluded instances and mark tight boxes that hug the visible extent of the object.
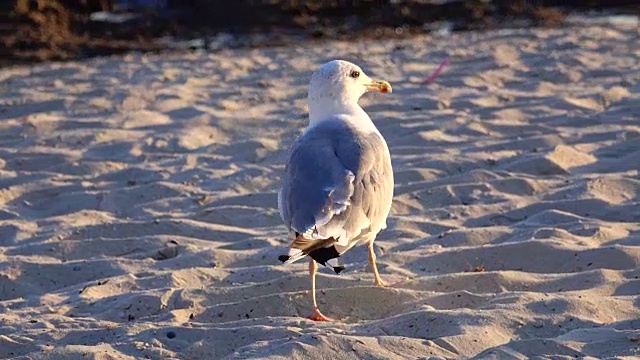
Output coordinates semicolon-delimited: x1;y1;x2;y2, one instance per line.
423;58;450;84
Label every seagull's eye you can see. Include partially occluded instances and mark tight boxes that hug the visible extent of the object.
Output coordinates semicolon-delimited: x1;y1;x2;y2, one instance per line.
350;70;360;79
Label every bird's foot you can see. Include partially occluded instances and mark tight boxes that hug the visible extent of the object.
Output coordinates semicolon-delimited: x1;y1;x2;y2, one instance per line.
374;275;388;287
375;276;410;287
309;307;332;321
375;279;388;287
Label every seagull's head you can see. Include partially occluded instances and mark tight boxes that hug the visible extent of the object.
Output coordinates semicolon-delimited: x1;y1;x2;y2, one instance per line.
308;60;391;123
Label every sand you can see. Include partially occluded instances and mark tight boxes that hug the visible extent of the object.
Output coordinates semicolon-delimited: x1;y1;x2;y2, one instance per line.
0;23;639;359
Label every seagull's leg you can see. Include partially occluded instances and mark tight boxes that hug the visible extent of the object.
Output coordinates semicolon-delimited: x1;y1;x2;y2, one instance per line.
368;241;387;287
308;258;332;321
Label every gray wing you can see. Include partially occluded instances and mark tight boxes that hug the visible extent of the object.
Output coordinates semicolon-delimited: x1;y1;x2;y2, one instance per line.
279;120;394;247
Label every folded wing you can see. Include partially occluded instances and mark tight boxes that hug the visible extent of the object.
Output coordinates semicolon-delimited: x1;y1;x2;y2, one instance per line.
278;119;394;263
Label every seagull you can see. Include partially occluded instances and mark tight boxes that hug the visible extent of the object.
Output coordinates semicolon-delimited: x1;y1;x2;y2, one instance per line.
277;60;394;321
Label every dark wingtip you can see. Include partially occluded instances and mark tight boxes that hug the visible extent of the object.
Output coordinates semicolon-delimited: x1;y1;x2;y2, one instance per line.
278;255;290;263
333;266;345;274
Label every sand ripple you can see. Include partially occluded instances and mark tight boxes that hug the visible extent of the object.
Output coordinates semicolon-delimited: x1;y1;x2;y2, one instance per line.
0;24;639;359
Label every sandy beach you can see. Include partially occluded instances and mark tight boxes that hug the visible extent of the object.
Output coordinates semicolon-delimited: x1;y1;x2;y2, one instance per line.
0;23;639;359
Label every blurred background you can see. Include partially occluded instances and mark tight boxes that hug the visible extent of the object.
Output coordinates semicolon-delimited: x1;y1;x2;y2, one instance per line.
1;0;638;67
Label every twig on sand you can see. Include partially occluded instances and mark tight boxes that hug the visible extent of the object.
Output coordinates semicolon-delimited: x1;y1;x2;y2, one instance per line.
423;58;450;84
79;279;109;294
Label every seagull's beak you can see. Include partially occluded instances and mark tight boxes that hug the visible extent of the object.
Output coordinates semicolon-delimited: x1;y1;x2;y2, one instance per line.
365;80;392;94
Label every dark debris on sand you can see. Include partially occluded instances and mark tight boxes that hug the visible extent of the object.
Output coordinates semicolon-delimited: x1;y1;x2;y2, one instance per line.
0;0;638;67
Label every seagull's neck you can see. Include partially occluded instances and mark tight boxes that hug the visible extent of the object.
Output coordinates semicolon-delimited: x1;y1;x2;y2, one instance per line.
308;99;378;133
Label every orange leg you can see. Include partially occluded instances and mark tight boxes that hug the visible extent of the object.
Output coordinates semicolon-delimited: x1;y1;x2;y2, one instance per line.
308;258;332;321
368;242;387;287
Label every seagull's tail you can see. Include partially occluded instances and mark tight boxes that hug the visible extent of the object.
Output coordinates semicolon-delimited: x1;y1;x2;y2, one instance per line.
277;248;306;264
309;246;345;274
278;235;344;274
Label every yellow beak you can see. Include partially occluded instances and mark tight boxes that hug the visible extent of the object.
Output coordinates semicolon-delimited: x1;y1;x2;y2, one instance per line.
365;80;392;94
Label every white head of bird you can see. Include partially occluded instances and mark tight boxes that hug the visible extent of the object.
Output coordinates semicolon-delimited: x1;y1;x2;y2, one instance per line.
307;60;392;126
